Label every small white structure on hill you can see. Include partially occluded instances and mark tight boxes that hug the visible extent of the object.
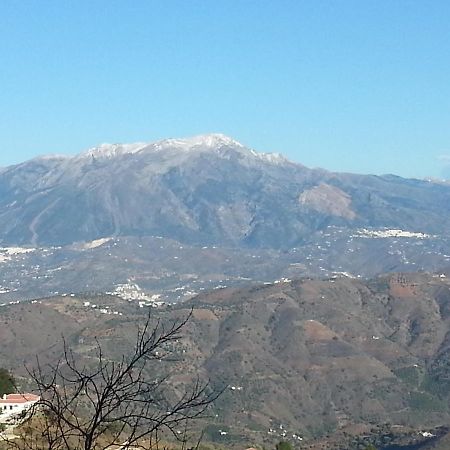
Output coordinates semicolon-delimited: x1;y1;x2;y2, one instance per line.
0;393;40;421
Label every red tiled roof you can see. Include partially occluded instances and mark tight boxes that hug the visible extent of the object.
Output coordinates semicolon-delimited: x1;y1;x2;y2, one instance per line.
0;393;40;404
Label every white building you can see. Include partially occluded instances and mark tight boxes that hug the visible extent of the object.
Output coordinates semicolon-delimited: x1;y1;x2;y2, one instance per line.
0;393;40;421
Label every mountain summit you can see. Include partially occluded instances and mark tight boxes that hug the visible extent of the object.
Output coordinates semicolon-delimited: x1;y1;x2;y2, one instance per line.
76;134;289;166
151;133;246;150
80;133;244;157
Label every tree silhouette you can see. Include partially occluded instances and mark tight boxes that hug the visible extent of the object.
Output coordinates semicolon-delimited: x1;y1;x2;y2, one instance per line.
0;368;15;397
7;310;221;450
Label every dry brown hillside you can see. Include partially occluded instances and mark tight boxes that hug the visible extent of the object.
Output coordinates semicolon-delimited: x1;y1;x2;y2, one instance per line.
2;273;450;448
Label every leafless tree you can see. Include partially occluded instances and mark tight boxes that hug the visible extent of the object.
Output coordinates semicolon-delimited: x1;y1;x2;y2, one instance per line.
6;310;220;450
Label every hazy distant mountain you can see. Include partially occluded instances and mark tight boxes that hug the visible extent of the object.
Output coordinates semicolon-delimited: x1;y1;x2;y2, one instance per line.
1;134;450;302
1;133;450;249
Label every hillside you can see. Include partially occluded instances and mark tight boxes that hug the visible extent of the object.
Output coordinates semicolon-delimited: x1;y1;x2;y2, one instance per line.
2;273;450;448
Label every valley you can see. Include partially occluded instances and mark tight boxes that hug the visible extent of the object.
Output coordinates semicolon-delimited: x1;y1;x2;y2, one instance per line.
0;226;450;304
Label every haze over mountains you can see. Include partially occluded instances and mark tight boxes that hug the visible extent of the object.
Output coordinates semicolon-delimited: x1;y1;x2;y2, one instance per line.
1;134;450;301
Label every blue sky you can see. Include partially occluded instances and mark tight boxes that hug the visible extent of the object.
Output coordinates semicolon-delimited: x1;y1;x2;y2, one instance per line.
1;1;450;178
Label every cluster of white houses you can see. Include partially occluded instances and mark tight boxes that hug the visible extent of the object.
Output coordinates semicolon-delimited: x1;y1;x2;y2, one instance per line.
0;393;40;422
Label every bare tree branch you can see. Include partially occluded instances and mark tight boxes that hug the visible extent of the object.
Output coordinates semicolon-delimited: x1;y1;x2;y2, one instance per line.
5;309;221;450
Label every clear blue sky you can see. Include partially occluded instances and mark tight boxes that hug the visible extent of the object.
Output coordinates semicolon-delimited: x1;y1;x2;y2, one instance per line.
1;1;450;178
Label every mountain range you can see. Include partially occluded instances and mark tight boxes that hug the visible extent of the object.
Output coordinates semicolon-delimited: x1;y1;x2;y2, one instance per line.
3;136;450;448
1;133;450;248
1;134;450;300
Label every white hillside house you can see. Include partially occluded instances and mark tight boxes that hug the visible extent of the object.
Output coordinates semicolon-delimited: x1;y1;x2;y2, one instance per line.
0;393;40;421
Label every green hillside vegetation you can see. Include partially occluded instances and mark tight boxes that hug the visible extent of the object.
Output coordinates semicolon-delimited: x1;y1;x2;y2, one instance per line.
0;368;14;396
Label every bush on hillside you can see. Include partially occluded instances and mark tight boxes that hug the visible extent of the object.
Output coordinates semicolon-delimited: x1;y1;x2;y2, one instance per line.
0;368;15;396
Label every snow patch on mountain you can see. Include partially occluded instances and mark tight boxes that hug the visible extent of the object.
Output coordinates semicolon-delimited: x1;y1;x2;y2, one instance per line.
154;133;245;151
258;152;289;165
81;237;112;250
79;142;148;160
32;154;72;161
356;228;434;239
0;247;35;263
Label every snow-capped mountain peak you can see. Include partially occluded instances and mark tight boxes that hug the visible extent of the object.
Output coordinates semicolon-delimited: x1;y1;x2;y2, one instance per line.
74;133;290;167
152;133;245;151
150;134;291;165
77;134;244;160
79;142;148;160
